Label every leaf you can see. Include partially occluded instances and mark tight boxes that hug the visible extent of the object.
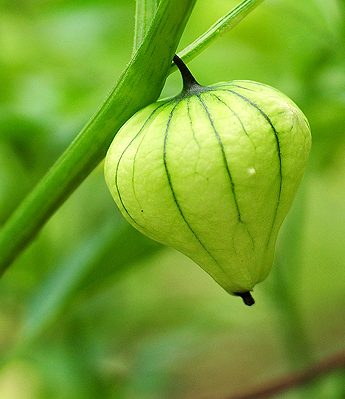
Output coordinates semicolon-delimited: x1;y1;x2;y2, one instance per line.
21;220;160;342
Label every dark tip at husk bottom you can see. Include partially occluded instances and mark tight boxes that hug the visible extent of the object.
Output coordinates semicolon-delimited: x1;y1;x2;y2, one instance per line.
234;291;255;306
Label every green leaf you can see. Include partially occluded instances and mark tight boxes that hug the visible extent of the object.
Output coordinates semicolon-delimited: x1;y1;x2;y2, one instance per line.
21;220;160;342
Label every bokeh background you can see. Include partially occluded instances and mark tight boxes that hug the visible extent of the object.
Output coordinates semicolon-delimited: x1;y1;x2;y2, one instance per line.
0;0;344;398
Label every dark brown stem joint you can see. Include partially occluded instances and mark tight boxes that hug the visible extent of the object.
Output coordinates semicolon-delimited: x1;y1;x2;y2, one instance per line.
234;291;255;306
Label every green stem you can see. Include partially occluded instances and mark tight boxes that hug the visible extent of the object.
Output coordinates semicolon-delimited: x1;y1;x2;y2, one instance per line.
133;0;159;53
0;0;196;274
173;0;264;68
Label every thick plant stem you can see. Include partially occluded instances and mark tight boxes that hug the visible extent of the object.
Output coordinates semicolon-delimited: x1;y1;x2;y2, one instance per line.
0;0;196;274
133;0;159;53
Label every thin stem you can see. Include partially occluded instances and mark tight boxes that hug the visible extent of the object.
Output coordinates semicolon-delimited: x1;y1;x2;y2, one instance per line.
225;350;345;399
173;54;200;91
171;0;264;71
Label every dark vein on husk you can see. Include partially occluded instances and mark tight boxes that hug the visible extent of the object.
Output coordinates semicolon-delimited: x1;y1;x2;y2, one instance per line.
163;101;223;269
114;103;168;230
219;88;282;248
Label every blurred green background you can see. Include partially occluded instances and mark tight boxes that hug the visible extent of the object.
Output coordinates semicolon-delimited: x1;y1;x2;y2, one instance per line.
0;0;345;398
